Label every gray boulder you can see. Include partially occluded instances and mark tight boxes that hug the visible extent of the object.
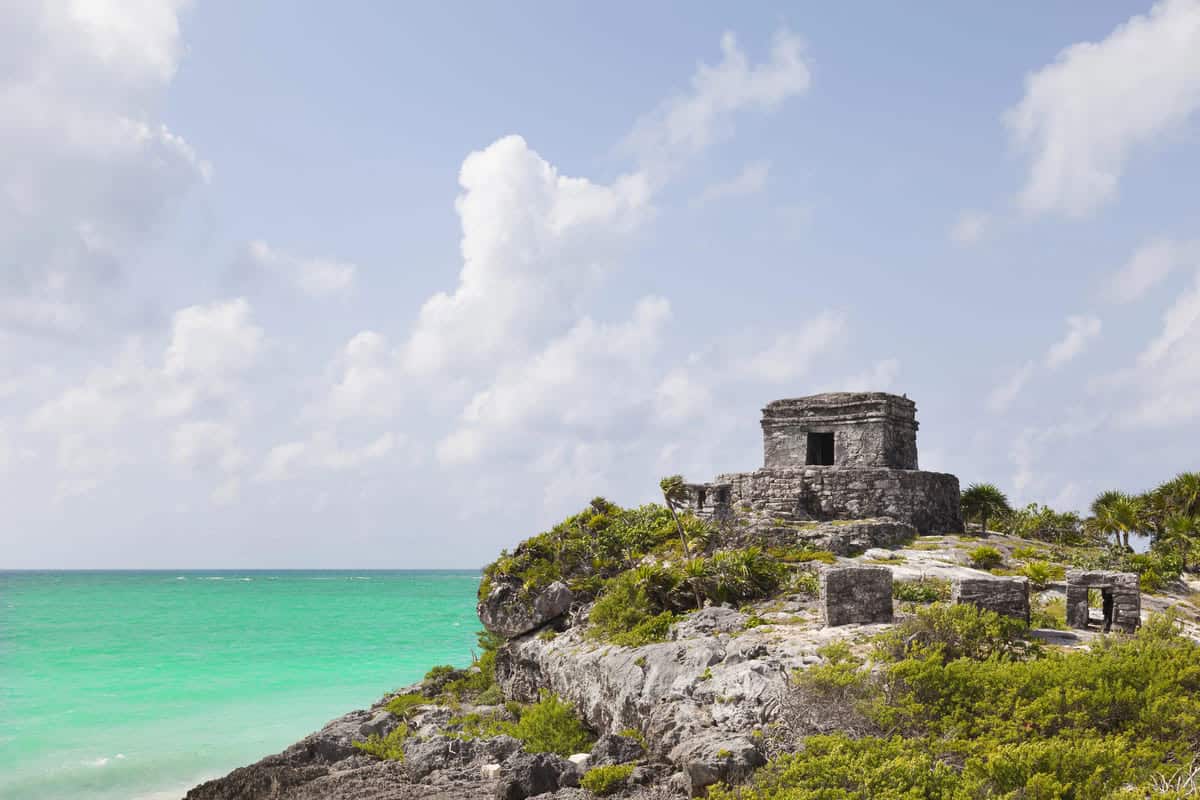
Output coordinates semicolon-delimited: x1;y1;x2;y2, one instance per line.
479;579;574;638
494;752;578;800
590;733;645;766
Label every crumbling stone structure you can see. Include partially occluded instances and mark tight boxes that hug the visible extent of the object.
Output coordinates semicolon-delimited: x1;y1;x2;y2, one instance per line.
1065;570;1140;633
763;394;918;469
681;393;962;534
821;566;893;626
951;575;1030;624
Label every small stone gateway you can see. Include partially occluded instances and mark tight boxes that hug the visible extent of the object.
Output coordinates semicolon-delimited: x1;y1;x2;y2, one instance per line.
951;575;1030;624
1065;570;1141;633
821;565;893;626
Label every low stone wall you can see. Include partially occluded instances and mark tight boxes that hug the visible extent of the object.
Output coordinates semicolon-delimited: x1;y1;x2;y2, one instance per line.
1065;570;1140;633
718;467;962;534
951;575;1030;623
821;566;893;626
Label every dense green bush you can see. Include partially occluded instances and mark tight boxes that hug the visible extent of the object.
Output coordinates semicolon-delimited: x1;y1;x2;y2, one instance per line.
480;499;708;601
892;577;950;603
874;603;1032;664
580;764;635;795
509;692;595;756
714;610;1200;799
967;545;1003;570
352;722;409;761
586;546;784;646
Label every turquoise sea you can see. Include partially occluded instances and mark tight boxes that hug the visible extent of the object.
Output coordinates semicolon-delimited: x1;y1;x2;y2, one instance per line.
0;570;481;800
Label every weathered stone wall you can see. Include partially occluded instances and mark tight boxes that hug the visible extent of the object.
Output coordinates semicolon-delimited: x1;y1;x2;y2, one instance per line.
951;575;1030;623
1065;570;1140;633
820;566;893;626
718;467;962;534
762;393;918;470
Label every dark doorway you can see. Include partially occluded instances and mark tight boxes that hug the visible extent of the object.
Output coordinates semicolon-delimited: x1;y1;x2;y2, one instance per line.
806;432;835;466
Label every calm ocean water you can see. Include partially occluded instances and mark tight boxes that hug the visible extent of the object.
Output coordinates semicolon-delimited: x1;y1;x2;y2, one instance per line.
0;570;481;800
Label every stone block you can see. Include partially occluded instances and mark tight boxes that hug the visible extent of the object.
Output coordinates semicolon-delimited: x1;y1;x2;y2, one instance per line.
950;575;1029;623
820;566;893;626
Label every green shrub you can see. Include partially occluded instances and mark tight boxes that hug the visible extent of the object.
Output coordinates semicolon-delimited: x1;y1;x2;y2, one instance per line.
384;692;426;720
892;578;950;603
509;692;594;756
475;683;504;705
352;723;409;761
968;545;1004;570
1030;597;1067;630
1011;545;1042;560
874;603;1031;663
714;612;1200;799
447;708;510;740
1020;560;1064;590
580;764;635;796
787;570;819;597
587;570;680;646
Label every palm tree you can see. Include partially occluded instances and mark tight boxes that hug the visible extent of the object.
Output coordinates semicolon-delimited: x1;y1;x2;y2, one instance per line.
1159;514;1199;572
1161;472;1200;517
1088;491;1143;551
660;475;693;560
960;483;1011;536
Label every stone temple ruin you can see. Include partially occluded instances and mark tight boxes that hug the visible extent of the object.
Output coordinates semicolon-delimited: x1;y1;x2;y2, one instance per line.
1066;570;1140;633
681;392;962;536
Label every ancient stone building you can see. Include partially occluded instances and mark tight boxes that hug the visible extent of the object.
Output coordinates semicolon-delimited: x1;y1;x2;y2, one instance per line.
683;392;962;534
1065;570;1140;633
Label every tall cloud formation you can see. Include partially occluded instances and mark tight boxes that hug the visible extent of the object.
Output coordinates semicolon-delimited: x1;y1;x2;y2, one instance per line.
1;0;208;336
1006;0;1200;217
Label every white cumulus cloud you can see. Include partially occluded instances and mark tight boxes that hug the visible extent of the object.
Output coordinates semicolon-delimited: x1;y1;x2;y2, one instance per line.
1006;0;1200;217
1044;315;1101;369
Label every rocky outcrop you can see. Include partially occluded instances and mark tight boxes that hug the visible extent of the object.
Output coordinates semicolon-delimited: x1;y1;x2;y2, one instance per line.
478;578;574;638
494;601;880;795
184;693;584;800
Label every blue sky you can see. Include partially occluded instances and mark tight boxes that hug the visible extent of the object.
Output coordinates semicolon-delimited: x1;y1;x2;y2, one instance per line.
4;1;1200;568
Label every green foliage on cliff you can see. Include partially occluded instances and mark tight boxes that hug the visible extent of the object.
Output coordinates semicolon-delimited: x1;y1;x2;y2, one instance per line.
479;498;709;600
586;547;786;645
712;607;1200;799
509;691;595;755
580;764;635;795
444;692;594;756
352;723;409;761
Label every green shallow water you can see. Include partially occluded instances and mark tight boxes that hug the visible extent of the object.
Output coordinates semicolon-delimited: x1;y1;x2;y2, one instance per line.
0;570;480;800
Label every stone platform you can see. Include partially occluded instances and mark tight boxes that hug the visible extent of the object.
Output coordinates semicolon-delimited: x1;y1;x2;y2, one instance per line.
716;466;962;535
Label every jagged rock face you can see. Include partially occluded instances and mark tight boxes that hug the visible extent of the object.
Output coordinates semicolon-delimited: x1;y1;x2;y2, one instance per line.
478;579;574;639
184;693;589;800
494;609;855;794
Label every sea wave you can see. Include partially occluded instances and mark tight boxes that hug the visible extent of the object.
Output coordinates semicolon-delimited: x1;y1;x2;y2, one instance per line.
82;753;125;768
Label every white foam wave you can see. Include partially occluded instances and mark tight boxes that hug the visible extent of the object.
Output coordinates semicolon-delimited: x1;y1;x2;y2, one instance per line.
82;753;125;768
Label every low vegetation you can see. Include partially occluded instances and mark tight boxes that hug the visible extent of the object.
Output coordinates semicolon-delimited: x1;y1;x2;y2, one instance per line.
352;723;409;761
580;764;636;796
966;545;1003;570
717;605;1200;799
